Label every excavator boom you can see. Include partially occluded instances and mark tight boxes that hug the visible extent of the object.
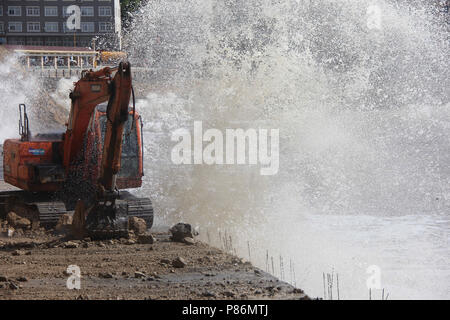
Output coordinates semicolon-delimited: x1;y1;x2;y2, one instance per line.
71;62;141;239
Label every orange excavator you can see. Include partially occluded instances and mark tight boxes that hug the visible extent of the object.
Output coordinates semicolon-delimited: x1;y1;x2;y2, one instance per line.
0;62;152;239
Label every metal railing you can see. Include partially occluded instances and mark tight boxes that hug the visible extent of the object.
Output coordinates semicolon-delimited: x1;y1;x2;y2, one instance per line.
28;66;173;81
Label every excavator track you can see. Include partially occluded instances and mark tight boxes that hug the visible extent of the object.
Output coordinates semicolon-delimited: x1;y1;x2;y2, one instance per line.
117;194;154;228
0;191;68;228
1;145;67;228
0;190;153;230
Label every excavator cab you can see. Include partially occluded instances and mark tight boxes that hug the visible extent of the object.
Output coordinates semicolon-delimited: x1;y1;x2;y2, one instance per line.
83;104;144;190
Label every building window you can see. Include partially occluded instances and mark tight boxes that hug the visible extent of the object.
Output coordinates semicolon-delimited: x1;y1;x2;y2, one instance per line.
27;22;41;32
81;7;94;17
8;6;22;16
81;22;95;33
45;22;59;32
44;7;58;17
63;37;75;47
99;6;112;17
99;22;113;32
0;6;3;17
26;6;40;16
9;37;25;45
8;22;23;32
0;23;4;33
27;38;43;46
45;37;61;47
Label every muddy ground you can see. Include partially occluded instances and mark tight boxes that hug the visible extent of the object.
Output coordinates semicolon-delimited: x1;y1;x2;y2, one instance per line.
0;227;308;300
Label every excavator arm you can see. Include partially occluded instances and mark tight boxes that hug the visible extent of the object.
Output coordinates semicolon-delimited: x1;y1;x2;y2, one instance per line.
70;62;135;239
98;62;132;193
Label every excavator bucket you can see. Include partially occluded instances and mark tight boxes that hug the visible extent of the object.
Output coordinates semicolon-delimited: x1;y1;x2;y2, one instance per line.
84;199;129;240
70;196;153;240
71;199;128;240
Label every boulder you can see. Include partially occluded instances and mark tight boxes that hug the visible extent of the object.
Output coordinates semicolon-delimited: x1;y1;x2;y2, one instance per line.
169;223;198;242
183;237;196;245
137;233;155;244
6;212;31;230
128;217;147;235
172;257;187;268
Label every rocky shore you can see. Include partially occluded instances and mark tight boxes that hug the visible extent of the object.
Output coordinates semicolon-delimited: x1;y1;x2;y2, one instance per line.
0;217;308;300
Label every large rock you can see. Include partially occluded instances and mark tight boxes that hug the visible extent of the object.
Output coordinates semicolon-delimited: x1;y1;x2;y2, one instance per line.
6;212;31;230
169;223;198;242
55;213;73;234
183;237;196;245
128;217;147;235
172;257;187;268
137;233;155;244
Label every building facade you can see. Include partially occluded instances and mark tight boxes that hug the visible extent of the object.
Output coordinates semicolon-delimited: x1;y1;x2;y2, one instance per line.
0;0;121;48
